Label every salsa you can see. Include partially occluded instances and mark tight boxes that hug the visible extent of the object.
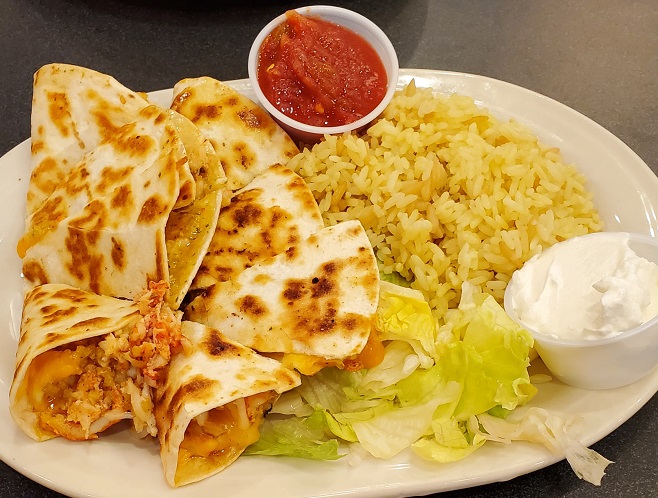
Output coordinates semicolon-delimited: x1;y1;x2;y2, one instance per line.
257;10;388;128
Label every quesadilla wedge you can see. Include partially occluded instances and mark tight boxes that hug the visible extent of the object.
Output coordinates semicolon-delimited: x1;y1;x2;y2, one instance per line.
10;281;182;442
19;105;183;301
190;163;324;292
164;109;227;308
155;321;300;487
170;76;299;194
28;63;195;215
20;102;225;309
185;220;380;374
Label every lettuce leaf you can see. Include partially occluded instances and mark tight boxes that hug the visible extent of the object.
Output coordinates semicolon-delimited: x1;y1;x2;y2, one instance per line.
261;281;537;463
244;411;343;460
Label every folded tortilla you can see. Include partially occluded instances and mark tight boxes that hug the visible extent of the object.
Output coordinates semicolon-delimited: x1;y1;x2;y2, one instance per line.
10;282;182;442
185;220;380;365
23;64;225;308
20;102;224;308
19;105;183;301
190;163;324;291
155;321;300;487
164;109;226;308
170;76;300;194
28;63;155;215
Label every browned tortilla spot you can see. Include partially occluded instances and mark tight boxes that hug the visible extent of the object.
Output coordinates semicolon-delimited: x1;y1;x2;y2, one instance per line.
65;227;104;293
232;202;262;228
97;166;135;194
238;295;268;317
166;376;219;419
115;131;154;157
47;91;72;138
236;108;265;130
138;195;166;223
192;104;220;122
22;261;49;286
92;110;124;144
111;237;125;269
110;184;134;212
51;287;89;302
203;329;239;357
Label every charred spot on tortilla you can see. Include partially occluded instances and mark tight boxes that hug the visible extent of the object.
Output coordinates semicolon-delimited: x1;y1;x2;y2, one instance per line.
22;261;48;286
190;104;220;122
203;329;240;357
111;237;126;269
97;165;134;194
232;202;263;227
138;195;168;223
238;295;268;317
284;246;297;260
47;92;74;138
167;376;219;417
236;108;265;130
92;111;125;144
64;228;105;294
110;184;134;212
283;280;304;303
41;307;77;327
71;199;108;231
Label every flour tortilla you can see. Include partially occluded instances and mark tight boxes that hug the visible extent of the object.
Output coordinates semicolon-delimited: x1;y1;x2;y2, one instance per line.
27;63;196;214
21;102;224;308
190;163;324;291
20;105;182;301
155;321;300;487
185;220;380;360
9;282;181;442
164;109;226;308
170;76;299;194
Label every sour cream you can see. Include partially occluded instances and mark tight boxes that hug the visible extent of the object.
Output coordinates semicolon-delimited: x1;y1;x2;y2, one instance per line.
507;233;658;341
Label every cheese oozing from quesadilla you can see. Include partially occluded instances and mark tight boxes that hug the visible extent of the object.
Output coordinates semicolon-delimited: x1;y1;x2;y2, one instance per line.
155;321;300;487
184;220;380;372
10;281;183;442
170;76;300;195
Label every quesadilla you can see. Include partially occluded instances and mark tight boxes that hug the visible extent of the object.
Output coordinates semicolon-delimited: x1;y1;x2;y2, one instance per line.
20;102;225;308
185;220;380;374
170;76;299;194
9;281;182;442
28;63;151;214
190;163;324;292
19;105;183;301
155;321;300;487
164;109;226;308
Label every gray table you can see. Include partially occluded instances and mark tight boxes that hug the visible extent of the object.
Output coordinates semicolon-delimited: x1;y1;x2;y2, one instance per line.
1;1;656;497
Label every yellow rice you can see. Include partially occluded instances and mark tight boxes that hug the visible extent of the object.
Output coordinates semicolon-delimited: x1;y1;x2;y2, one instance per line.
288;80;602;321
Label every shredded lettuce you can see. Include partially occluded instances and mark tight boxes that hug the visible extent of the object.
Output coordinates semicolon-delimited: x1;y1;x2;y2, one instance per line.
251;281;610;485
244;411;343;460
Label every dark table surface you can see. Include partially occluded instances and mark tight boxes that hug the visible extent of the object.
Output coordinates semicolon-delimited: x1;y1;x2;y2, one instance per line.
1;0;657;497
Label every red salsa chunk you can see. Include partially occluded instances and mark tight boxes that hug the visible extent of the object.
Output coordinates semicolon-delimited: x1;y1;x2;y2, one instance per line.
257;10;388;127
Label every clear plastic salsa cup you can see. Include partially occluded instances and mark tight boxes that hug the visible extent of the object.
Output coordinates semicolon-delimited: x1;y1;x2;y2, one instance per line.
248;5;399;144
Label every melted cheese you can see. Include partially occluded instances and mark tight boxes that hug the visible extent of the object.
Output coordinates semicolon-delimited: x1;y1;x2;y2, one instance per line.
279;328;385;374
26;349;84;412
175;392;276;486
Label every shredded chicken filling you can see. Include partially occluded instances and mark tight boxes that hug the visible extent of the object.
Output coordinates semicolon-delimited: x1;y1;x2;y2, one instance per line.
24;281;182;440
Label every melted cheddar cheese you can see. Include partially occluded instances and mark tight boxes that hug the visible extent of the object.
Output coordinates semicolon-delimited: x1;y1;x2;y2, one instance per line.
175;391;276;486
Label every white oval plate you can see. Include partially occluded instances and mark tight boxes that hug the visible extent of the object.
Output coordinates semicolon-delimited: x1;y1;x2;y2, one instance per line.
1;69;657;498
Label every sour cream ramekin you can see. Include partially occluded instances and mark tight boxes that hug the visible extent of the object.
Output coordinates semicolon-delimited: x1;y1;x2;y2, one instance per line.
504;231;658;390
248;5;399;144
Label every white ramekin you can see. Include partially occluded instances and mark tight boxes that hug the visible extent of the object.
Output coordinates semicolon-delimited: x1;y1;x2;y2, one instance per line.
504;231;658;390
